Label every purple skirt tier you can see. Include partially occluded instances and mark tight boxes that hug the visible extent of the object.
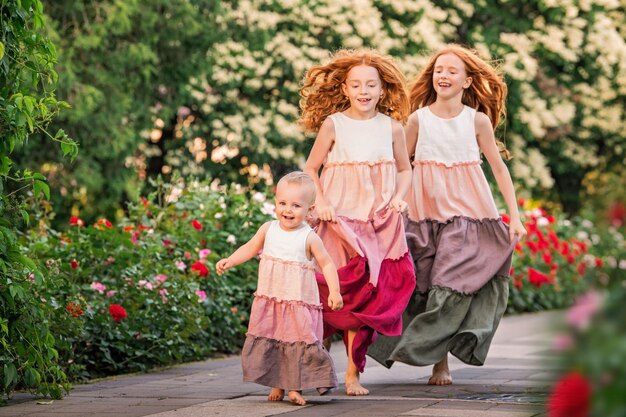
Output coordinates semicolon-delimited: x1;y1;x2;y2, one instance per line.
242;335;336;393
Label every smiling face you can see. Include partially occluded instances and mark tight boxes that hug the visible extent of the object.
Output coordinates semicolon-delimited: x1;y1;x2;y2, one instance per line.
274;181;314;231
432;52;472;101
341;65;383;118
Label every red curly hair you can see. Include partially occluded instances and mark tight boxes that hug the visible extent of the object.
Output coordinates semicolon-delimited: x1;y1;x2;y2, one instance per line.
299;49;410;133
410;44;511;159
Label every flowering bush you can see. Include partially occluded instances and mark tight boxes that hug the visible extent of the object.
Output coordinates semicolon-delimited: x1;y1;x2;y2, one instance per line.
24;178;272;381
545;236;626;417
505;202;612;313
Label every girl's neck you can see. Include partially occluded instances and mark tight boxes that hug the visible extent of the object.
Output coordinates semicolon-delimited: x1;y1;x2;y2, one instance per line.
342;107;378;120
429;99;464;118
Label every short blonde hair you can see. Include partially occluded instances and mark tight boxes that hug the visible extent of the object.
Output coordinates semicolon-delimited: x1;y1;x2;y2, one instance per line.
276;171;316;204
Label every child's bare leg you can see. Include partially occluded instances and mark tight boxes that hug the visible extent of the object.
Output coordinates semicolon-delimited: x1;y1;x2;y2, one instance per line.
268;387;285;401
323;337;331;351
428;354;452;385
288;390;306;406
345;329;369;396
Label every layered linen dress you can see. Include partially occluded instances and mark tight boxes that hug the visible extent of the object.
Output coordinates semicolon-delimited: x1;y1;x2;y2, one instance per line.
312;112;416;373
242;220;337;393
368;106;515;368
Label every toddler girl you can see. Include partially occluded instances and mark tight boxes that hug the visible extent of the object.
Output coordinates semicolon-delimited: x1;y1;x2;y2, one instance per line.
216;171;343;405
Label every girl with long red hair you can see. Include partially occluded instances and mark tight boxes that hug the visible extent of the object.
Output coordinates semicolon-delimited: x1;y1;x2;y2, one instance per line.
301;49;416;396
369;44;526;385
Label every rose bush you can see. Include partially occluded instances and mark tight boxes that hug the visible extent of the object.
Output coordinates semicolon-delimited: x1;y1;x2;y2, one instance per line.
505;201;613;314
545;227;626;417
24;177;272;381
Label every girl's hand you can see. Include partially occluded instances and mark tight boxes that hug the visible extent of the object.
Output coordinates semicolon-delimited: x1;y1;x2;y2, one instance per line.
216;258;231;275
328;292;343;311
316;200;337;223
390;197;408;213
509;218;527;242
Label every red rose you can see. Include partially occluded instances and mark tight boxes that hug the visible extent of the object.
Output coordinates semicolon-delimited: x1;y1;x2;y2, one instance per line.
528;268;551;287
70;259;79;269
65;302;84;318
542;252;553;265
548;231;560;247
595;258;604;268
99;218;113;228
573;240;588;253
547;371;590;417
69;217;84;226
607;201;625;227
109;304;127;322
191;261;209;277
94;218;113;230
525;241;539;254
191;219;203;230
500;213;510;224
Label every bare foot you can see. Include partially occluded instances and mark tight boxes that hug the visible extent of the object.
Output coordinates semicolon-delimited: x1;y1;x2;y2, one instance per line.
288;390;306;405
428;359;452;385
345;375;369;396
267;387;285;401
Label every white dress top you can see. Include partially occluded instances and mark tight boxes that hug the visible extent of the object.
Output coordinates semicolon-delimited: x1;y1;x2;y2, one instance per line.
262;221;313;264
414;105;480;165
327;112;394;163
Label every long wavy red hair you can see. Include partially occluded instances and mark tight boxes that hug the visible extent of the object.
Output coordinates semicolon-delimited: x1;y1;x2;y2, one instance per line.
410;44;511;159
299;49;410;133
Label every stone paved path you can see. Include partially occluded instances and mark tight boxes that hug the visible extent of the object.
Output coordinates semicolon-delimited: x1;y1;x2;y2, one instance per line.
1;311;560;417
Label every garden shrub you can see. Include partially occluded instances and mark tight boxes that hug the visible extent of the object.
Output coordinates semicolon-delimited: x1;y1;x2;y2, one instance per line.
506;202;612;314
25;177;272;381
545;227;626;417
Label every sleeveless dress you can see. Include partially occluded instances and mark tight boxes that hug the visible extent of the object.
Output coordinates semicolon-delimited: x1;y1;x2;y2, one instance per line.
368;105;515;367
242;220;337;393
311;112;416;373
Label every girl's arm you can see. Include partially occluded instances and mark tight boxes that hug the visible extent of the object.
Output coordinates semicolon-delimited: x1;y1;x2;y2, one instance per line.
475;112;527;242
308;233;343;311
390;120;411;212
405;112;419;161
304;118;337;222
216;222;271;275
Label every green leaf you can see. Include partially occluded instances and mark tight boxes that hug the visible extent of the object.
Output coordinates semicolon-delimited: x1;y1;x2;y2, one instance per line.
0;41;4;60
23;96;35;113
0;156;13;175
13;95;23;110
18;211;30;227
34;179;50;200
25;368;41;386
3;363;17;388
15;253;36;270
25;112;34;132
